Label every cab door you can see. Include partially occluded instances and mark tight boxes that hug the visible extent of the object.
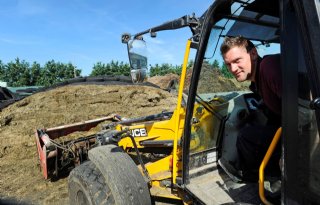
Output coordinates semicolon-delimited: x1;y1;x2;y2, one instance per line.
182;0;281;186
281;0;320;204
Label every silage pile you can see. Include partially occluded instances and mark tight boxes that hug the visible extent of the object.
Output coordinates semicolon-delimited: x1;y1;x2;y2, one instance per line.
0;84;177;205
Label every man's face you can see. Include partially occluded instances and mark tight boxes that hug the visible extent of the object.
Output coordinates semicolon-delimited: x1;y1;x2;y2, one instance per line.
223;46;256;82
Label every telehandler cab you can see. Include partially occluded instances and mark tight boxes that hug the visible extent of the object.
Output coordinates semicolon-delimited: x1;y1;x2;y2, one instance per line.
57;0;319;204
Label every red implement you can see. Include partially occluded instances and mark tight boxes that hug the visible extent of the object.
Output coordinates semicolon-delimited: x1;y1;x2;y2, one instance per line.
35;114;120;179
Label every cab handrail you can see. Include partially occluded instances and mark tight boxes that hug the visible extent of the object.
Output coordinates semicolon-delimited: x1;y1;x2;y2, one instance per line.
259;127;282;205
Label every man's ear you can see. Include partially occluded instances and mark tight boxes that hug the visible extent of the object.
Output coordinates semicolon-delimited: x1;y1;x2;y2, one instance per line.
250;48;258;60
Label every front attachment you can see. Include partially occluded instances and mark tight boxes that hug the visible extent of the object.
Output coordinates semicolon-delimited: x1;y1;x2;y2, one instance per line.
35;114;120;179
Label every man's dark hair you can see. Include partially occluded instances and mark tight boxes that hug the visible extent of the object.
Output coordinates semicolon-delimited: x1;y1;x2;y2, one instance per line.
220;36;255;55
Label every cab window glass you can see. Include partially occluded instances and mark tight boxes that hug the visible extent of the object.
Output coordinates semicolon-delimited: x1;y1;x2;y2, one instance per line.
308;110;320;195
296;35;320;199
188;0;280;172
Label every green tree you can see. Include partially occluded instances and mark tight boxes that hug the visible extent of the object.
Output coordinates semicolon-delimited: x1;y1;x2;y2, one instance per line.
212;60;220;69
91;62;106;76
149;64;161;77
37;60;81;87
149;63;182;76
0;60;5;82
221;63;233;78
38;60;58;86
30;62;42;86
118;61;130;76
0;58;81;87
59;62;81;79
90;61;130;77
5;58;31;86
67;63;81;78
173;65;183;75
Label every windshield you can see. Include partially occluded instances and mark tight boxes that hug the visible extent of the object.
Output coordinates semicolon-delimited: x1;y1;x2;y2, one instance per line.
187;0;281;158
199;0;280;98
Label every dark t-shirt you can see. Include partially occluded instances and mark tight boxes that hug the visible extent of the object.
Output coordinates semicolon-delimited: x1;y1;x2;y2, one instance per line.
250;54;282;121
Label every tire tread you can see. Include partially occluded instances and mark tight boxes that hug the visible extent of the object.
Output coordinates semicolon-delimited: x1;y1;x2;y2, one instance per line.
68;161;114;205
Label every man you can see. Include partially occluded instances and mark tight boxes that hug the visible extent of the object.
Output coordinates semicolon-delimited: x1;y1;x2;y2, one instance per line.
220;36;281;181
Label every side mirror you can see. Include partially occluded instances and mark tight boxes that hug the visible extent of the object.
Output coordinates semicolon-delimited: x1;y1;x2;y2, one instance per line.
128;39;148;83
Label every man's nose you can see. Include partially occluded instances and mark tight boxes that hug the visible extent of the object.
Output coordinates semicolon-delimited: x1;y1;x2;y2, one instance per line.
230;63;238;72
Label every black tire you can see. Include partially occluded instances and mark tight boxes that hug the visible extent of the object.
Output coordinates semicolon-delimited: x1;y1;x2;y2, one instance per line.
68;161;115;205
69;145;151;205
88;145;151;205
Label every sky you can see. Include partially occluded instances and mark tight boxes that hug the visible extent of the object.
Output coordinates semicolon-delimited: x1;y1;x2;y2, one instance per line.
0;0;213;76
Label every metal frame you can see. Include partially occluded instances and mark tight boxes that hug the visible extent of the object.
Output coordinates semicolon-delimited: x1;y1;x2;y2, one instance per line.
282;0;320;204
182;0;320;204
181;0;219;186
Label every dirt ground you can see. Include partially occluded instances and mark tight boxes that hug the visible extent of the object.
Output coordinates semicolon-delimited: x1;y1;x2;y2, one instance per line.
0;73;247;205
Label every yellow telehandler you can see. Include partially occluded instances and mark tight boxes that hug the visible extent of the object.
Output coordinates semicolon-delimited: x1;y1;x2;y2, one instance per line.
64;0;320;204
